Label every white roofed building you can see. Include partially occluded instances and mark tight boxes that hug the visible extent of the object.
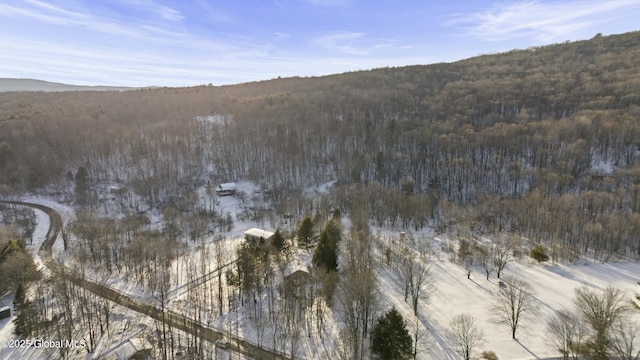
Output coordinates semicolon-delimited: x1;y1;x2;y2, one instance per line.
216;182;237;196
243;228;275;245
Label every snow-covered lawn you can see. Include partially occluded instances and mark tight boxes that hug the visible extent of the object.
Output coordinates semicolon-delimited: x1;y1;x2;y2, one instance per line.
382;234;640;359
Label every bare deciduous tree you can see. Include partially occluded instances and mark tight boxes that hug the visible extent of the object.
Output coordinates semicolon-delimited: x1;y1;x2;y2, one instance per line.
449;313;484;360
338;227;380;360
574;286;628;359
490;276;536;339
545;309;587;360
609;319;640;360
476;243;495;280
493;238;514;279
395;250;432;315
410;314;429;360
213;236;228;317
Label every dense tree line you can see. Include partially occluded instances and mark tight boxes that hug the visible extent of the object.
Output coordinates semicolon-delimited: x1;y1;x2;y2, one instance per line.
1;32;639;260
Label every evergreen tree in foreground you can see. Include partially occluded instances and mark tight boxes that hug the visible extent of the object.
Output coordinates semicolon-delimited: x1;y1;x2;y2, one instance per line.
312;219;341;272
371;307;413;360
271;228;286;252
13;283;37;338
296;216;315;249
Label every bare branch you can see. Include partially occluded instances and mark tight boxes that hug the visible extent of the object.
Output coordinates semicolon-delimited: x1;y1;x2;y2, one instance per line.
449;313;484;360
490;276;537;339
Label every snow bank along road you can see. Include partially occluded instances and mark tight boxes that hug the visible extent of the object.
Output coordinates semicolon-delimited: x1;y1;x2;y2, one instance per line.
1;200;290;360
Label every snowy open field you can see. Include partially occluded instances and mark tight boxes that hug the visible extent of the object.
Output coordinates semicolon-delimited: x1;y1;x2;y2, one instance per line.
417;247;640;358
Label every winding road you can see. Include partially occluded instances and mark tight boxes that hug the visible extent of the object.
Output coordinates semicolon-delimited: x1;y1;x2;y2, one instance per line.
1;200;289;360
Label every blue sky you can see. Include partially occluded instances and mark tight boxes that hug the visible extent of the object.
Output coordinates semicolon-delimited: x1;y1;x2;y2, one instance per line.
1;0;639;87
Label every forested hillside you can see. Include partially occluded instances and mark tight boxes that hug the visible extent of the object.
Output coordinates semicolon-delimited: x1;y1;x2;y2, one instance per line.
1;31;639;260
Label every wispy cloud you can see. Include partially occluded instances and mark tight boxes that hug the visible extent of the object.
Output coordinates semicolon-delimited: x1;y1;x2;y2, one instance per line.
0;1;243;49
314;32;367;55
0;1;272;85
0;1;142;38
124;0;184;21
0;32;269;86
445;0;640;42
274;32;291;41
2;0;638;86
313;32;395;55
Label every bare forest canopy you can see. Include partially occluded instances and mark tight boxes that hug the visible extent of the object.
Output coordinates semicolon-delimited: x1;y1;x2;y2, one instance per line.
1;31;639;259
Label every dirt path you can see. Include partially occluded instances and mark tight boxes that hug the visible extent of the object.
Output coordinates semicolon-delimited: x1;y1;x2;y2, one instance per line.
1;200;290;360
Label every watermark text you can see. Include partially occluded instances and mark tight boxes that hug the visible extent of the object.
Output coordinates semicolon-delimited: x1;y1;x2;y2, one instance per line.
0;338;86;349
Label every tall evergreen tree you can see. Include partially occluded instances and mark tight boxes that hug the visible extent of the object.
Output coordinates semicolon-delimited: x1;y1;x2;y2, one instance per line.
270;228;286;252
312;227;338;271
296;216;315;249
324;216;342;243
13;282;25;309
312;218;341;271
371;307;413;360
13;283;37;338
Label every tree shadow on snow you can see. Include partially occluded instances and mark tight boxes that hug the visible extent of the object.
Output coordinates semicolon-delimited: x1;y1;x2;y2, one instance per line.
514;338;539;359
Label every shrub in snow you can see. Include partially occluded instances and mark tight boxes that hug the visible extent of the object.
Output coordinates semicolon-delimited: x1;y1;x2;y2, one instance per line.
530;244;549;263
481;350;499;360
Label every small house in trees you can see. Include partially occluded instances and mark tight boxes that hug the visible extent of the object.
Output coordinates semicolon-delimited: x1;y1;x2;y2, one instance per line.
284;261;310;287
216;182;237;196
282;261;310;302
243;228;275;245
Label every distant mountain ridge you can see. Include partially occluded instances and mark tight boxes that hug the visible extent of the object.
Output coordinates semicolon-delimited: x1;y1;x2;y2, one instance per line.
0;78;138;92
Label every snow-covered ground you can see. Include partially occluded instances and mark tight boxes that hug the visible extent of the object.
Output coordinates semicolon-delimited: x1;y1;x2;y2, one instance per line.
426;251;640;358
371;228;640;359
2;190;639;359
